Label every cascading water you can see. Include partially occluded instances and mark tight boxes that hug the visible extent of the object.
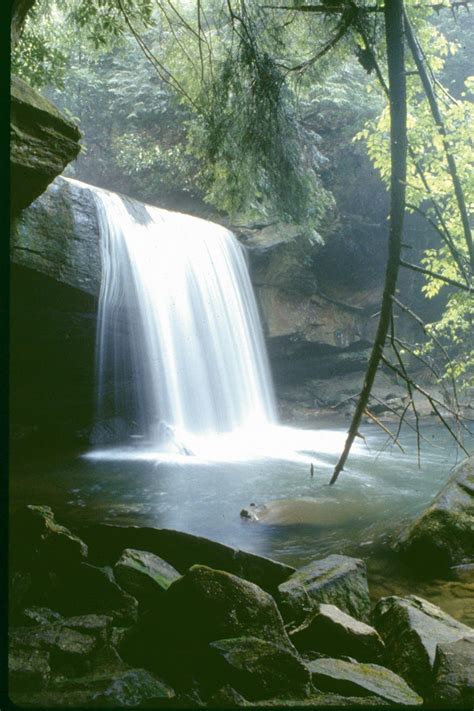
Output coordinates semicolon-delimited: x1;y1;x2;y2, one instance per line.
92;186;278;456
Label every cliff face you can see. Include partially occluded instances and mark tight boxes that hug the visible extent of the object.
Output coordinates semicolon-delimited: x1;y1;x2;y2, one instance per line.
10;177;385;443
10;77;82;216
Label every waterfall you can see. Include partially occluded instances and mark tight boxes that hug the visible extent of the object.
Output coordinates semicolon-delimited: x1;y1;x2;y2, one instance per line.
92;187;277;453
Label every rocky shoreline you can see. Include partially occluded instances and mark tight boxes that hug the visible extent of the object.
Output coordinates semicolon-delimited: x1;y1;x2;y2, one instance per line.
9;498;474;709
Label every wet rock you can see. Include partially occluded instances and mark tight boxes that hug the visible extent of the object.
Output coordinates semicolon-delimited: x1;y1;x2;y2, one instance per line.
307;658;422;706
290;603;384;663
372;595;474;696
10;504;88;570
429;636;474;707
278;555;371;624
9;647;51;691
397;455;474;574
10;77;81;215
209;636;311;701
114;548;180;606
10;668;175;708
79;524;294;593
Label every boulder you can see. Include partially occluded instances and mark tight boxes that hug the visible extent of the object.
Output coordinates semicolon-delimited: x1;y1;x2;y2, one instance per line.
397;455;474;574
307;658;422;706
278;555;371;624
114;548;181;606
290;604;384;663
429;636;474;707
78;523;294;594
10;504;88;570
209;636;311;701
372;595;474;696
10;668;175;708
164;565;292;649
121;564;294;688
10;77;81;215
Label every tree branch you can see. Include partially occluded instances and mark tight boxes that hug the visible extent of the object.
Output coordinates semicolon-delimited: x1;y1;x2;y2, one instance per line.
404;9;474;271
400;259;474;292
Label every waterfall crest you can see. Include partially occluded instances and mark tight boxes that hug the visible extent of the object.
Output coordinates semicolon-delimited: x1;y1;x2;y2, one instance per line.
92;187;277;451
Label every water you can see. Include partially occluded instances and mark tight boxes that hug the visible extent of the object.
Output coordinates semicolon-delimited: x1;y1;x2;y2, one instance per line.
13;419;469;565
11;419;474;625
92;187;276;451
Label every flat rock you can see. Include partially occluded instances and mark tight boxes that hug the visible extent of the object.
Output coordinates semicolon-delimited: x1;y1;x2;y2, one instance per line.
10;668;175;708
254;694;390;706
307;658;422;706
290;603;384;662
397;455;474;574
429;636;474;707
278;555;371;624
373;594;474;695
209;636;311;701
10;623;98;658
78;523;294;593
114;547;180;605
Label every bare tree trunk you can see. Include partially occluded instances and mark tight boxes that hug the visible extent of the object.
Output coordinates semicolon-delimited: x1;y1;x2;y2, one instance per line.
11;0;36;51
330;0;407;485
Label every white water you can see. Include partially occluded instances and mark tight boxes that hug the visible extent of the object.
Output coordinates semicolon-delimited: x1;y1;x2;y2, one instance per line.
91;185;284;458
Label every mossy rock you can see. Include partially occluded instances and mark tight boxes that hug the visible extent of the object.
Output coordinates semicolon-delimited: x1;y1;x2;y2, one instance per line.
397;456;474;575
372;595;474;697
209;636;311;701
278;555;371;624
290;603;384;663
307;658;422;706
113;548;180;606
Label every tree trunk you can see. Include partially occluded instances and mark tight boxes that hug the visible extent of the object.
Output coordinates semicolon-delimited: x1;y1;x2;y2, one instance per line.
330;0;407;484
11;0;37;51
